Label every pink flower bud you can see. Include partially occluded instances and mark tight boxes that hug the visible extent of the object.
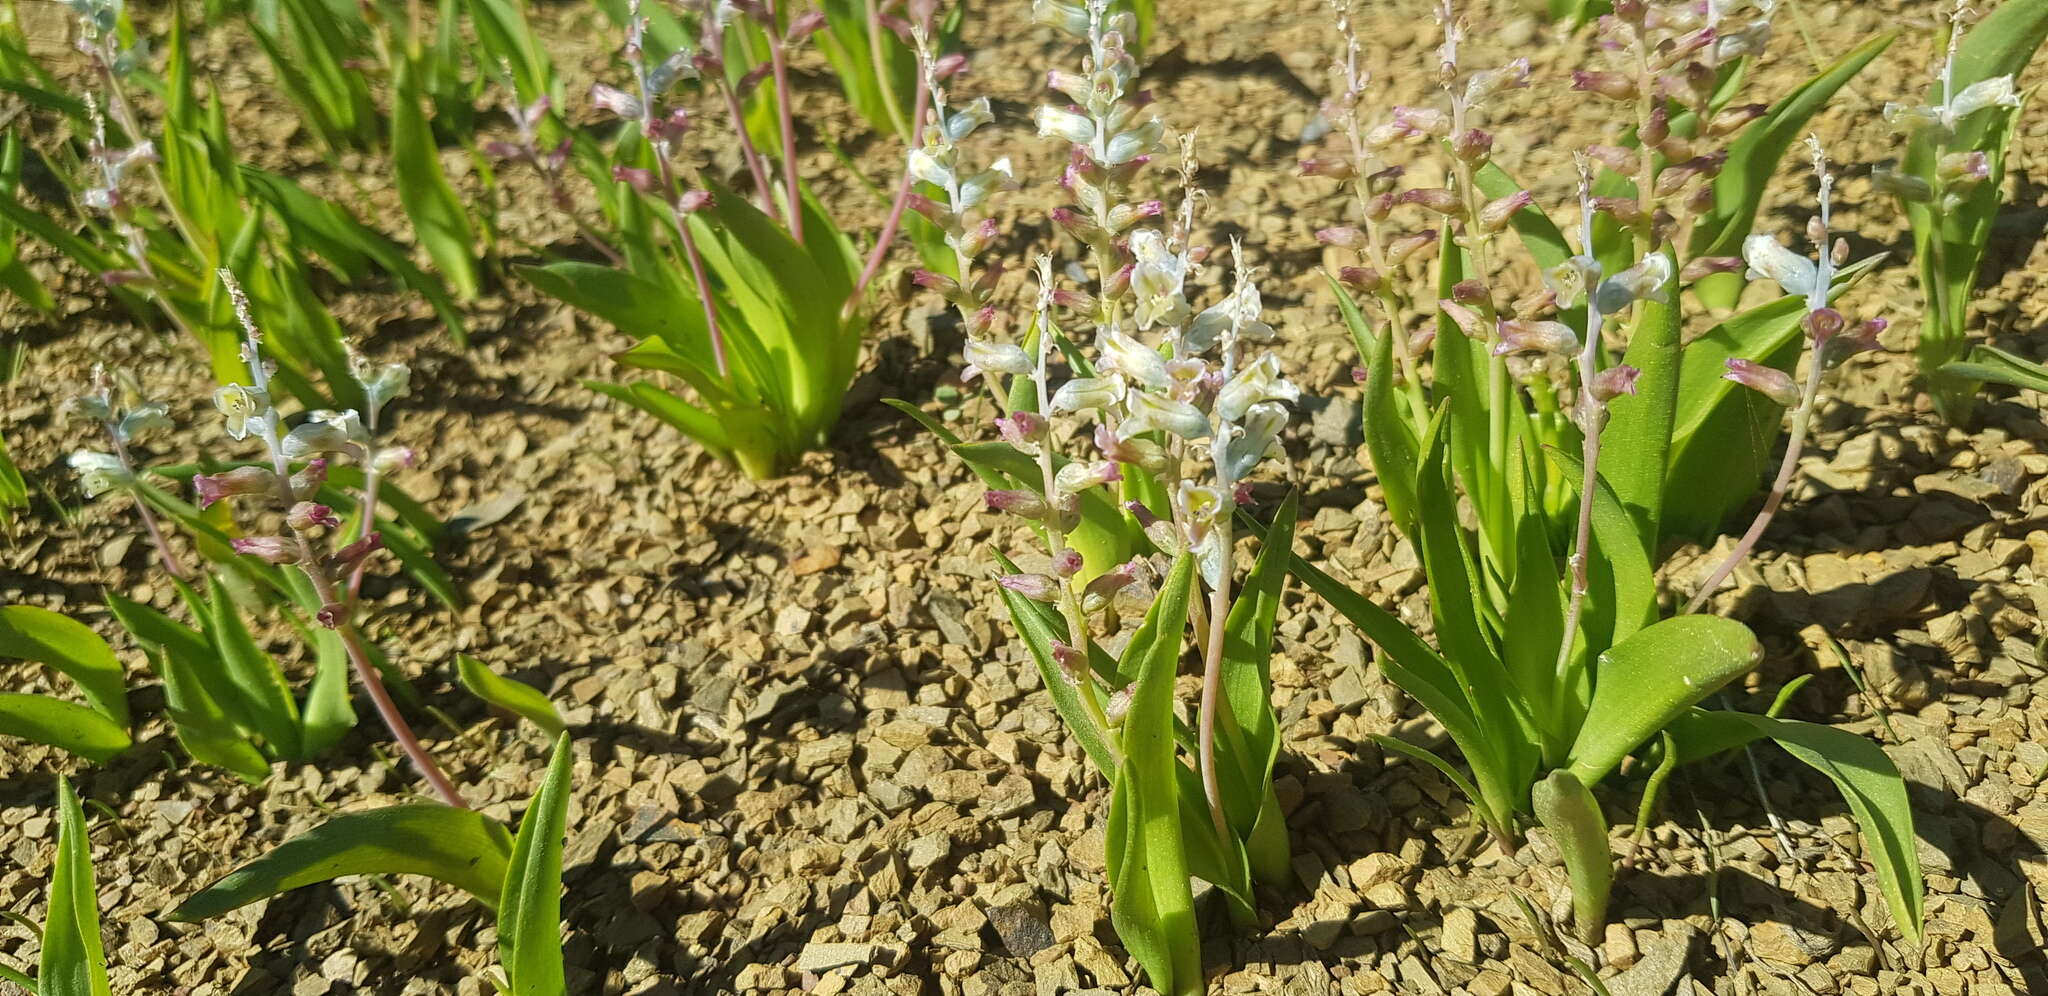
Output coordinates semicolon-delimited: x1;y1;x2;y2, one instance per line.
998;573;1061;602
1386;229;1438;265
1803;307;1846;342
1586;144;1638;175
287;501;341;531
1049;640;1086;683
1362;192;1395;222
1680;256;1743;282
232;536;300;565
1390;106;1450;138
1052;549;1084;578
1450;279;1489;307
1365;165;1404;195
985;489;1049;518
677;189;714;213
932;53;969;79
997;412;1048;446
1299;157;1357;180
1050;206;1108;244
1573;70;1638;101
1493;319;1578;357
1439;299;1488;339
1338;266;1383;293
1316;227;1367;250
1723;358;1799;406
590;83;644;121
612;165;658;194
1589;364;1641;402
1938;151;1990;185
1477;190;1532;233
1641;104;1671;149
194;466;278;508
1397;188;1463;216
1707;103;1768;138
1233;480;1255;506
333;532;384;572
291;458;329;500
1351;366;1369;384
1591;197;1644;226
1052;288;1097;314
1452;128;1494;164
786;9;826;41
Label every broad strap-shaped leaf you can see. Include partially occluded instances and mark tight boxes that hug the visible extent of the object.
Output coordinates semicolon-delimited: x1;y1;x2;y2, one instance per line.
1327;271;1419;537
0;605;130;726
1689;31;1897;308
41;778;113;996
391;57;479;301
1566;615;1760;787
1215;491;1297;886
0;694;129;762
459;655;567;736
202;574;305;759
1532;770;1611;945
500;734;573;994
170;804;515;921
106;593;271;782
1599;250;1681;551
1105;556;1201;996
1666;709;1924;944
1545;453;1657;655
1501;511;1570;765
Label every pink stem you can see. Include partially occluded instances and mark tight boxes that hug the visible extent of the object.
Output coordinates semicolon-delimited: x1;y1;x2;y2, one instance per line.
848;76;931;310
719;81;783;223
766;5;804;241
1684;352;1827;615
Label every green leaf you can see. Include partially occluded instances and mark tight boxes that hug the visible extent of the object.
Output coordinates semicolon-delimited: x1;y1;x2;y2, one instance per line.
0;606;129;727
1105;556;1201;996
1502;512;1569;764
1215;491;1296;886
1599;252;1680;550
1565;615;1760;787
1943;345;2048;394
1666;710;1925;943
458;655;567;736
1546;451;1658;653
170;804;515;922
1531;770;1611;946
203;574;304;759
499;734;572;994
105;593;271;782
41;778;113;996
392;58;479;302
0;692;130;762
1689;32;1897;308
1327;271;1418;536
0;431;26;527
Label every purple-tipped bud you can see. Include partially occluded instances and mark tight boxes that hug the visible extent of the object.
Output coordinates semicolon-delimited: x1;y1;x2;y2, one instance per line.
1102;263;1133;300
1452;128;1494;164
1365;164;1404;195
1707;103;1768;138
1051;288;1097;314
1050;205;1106;243
736;64;773;99
231;536;300;565
101;269;150;287
1450;279;1489;307
1317;227;1367;250
484;140;530;164
1299;157;1357;180
1803;307;1846;341
912;269;961;295
194;466;278;509
997;412;1048;446
1938;151;1991;185
1591;197;1645;226
1409;328;1437;356
1680;256;1743;282
1439;299;1489;339
1390;106;1450;138
1587;144;1638;175
286;501;341;531
933;52;969;78
959;218;1001;257
1386;229;1438;264
1122;500;1163;529
1104;684;1135;724
333;532;384;573
1723;358;1799;406
612;165;658;195
786;9;826;41
1362;191;1396;223
1494;319;1579;357
1338;266;1383;293
1573;70;1638;101
1641;104;1671;149
998;573;1061;602
985;489;1049;518
1396;187;1462;216
1589;364;1641;402
1054;460;1123;495
1051;549;1085;578
1233;480;1255;506
649;108;691;144
1351;366;1369;384
290;458;328;500
1050;640;1086;683
589;83;643;120
677;189;714;213
1477;190;1532;233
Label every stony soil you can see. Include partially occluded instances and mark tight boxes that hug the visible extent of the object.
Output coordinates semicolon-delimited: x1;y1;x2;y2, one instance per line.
3;0;2047;994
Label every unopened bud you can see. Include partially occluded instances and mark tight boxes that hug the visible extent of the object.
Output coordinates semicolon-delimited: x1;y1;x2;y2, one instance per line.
1104;684;1135;724
1707;103;1768;138
290;457;329;500
1477;190;1532;233
193;466;278;508
1365;164;1404;195
1397;187;1462;216
1361;192;1395;222
1572;70;1638;101
932;52;969;78
1338;266;1383;293
1493;319;1578;357
1439;299;1488;339
1450;279;1489;307
1316;226;1367;250
286;501;341;531
612;165;658;194
996;412;1048;446
1586;144;1638;175
1871;167;1934;203
1391;105;1451;137
1051;287;1097;313
1641;103;1670;148
1589;364;1641;402
1938;150;1990;185
1051;549;1085;578
985;489;1050;518
231;536;300;565
1680;256;1743;282
1385;229;1438;265
998;573;1060;602
785;9;826;41
1591;197;1644;226
1722;357;1798;406
1298;157;1356;180
1452;128;1494;164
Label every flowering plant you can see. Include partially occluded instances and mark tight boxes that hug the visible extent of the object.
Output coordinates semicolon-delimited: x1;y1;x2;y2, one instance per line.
1878;0;2048;421
894;2;1303;990
1295;0;1922;951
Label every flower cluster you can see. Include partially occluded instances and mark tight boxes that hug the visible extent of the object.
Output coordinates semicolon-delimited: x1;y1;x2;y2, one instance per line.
907;26;1010;347
64;366;185;576
194;271;412;612
1875;1;2017;211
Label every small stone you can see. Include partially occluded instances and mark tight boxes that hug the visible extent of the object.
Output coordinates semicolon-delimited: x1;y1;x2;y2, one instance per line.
1604;922;1639;970
987;902;1054;957
1747;921;1837;967
795;943;906;974
1440;907;1478;962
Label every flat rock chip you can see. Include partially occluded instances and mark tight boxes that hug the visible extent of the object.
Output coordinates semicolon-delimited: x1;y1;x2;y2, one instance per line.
986;902;1056;957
